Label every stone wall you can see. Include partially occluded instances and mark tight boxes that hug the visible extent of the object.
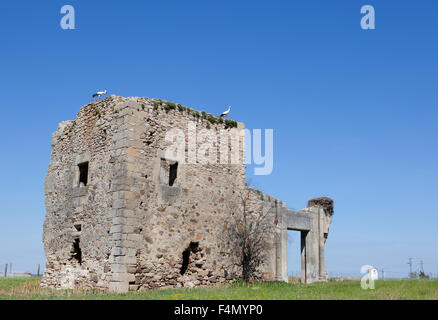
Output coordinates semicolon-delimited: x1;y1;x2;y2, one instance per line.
42;96;122;289
108;97;248;291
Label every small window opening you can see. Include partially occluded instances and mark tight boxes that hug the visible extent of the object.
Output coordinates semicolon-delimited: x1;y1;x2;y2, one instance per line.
169;162;178;186
180;242;199;275
78;162;89;186
72;238;82;265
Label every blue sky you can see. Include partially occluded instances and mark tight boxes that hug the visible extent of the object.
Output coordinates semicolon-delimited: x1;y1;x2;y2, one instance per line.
0;1;437;278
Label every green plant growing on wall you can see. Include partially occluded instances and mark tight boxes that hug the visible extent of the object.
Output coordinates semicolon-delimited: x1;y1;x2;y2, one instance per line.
207;114;218;124
164;102;176;112
253;189;264;200
224;119;238;129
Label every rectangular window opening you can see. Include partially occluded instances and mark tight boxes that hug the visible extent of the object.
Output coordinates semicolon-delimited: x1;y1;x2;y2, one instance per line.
72;238;82;265
169;162;178;186
78;162;89;186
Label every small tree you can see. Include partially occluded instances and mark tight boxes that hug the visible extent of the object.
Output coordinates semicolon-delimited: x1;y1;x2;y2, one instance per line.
222;188;276;283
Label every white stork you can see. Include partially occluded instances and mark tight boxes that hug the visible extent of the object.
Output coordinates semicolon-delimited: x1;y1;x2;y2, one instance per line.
220;105;231;118
92;90;107;100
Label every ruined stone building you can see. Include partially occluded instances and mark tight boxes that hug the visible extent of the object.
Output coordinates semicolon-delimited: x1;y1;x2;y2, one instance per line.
42;95;333;292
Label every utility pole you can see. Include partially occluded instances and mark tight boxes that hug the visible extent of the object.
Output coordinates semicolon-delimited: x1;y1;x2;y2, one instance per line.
420;260;424;273
4;264;7;277
381;269;385;280
9;263;12;277
407;257;413;277
37;264;40;277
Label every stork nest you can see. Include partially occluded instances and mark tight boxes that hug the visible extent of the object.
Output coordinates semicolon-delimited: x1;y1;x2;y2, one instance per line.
308;197;334;215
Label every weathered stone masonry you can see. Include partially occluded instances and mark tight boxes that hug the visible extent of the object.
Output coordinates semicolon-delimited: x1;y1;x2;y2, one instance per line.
42;95;333;292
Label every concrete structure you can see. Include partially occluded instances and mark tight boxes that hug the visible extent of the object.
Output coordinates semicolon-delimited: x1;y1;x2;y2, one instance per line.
42;95;333;292
276;204;333;283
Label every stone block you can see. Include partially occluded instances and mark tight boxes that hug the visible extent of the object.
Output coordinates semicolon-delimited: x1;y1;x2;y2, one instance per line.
111;264;127;273
108;281;129;293
112;272;135;282
110;225;123;234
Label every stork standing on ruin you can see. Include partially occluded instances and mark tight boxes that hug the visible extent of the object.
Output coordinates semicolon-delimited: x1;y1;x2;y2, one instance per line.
220;106;231;118
92;90;108;100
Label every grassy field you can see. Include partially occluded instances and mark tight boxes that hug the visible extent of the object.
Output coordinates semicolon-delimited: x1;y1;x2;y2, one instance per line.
1;277;437;300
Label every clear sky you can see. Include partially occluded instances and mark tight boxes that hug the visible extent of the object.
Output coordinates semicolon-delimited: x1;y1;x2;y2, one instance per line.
0;1;437;278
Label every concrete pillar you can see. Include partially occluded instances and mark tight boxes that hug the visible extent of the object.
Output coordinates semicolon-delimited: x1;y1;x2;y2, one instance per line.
318;208;327;280
305;210;320;283
300;231;307;283
280;224;288;282
275;206;288;282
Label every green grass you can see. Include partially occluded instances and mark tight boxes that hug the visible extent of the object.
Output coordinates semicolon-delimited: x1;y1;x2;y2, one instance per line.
1;277;437;300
